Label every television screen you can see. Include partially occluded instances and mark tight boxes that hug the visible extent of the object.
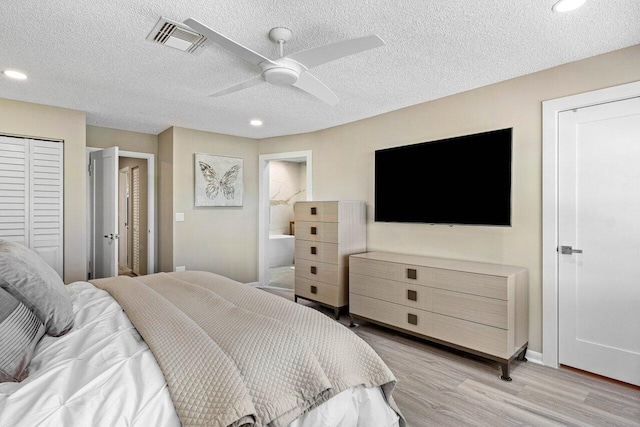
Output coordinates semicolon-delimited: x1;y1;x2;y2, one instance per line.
374;128;512;226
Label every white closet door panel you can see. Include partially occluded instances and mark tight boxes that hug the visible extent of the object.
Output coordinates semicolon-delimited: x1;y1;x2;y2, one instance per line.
0;137;28;246
132;166;140;275
29;140;63;278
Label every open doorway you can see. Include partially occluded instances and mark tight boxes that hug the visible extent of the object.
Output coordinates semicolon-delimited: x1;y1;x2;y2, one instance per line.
117;157;149;277
257;150;312;288
87;147;156;279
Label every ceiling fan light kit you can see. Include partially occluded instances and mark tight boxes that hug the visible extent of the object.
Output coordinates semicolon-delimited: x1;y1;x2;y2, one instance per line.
183;18;385;106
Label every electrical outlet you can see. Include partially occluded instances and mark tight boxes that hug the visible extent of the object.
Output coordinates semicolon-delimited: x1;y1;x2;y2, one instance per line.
175;266;186;272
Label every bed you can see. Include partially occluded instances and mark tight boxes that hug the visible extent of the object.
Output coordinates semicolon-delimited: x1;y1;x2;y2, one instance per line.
0;240;405;427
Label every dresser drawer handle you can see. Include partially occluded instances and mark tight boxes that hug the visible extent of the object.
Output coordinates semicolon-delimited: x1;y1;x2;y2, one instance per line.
311;226;317;235
408;313;418;325
310;266;317;274
311;207;317;215
407;268;417;280
311;285;317;294
407;289;417;301
311;246;317;255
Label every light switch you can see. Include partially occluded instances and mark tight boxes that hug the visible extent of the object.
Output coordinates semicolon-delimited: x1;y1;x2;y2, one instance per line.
175;213;185;222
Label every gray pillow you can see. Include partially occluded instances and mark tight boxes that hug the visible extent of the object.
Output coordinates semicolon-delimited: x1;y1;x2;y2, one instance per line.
0;239;74;336
0;287;46;382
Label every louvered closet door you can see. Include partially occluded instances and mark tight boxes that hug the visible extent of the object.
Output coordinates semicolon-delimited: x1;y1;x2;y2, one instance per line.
0;137;29;246
0;136;63;278
29;140;63;277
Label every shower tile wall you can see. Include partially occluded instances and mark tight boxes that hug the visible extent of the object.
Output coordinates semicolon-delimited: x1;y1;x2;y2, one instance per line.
269;161;306;235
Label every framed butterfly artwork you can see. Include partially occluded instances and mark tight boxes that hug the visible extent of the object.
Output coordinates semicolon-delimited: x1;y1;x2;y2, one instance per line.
194;153;243;207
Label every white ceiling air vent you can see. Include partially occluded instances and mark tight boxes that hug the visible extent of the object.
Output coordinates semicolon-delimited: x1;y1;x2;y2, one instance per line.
147;17;207;54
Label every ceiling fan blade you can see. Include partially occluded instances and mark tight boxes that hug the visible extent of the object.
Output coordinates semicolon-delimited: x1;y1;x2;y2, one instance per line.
209;76;265;97
285;35;385;69
184;18;276;66
293;72;339;106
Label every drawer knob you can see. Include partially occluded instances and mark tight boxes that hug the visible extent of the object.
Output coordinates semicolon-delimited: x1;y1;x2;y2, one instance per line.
311;246;317;255
407;268;417;280
311;226;317;235
311;207;317;215
407;289;417;301
310;266;317;274
311;285;317;294
408;313;418;325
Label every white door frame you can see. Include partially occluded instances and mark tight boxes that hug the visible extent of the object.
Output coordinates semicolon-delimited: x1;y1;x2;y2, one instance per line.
542;80;640;368
257;150;312;287
87;148;156;275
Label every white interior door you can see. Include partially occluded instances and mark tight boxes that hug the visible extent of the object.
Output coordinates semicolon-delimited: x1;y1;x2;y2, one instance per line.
558;96;640;386
90;147;118;279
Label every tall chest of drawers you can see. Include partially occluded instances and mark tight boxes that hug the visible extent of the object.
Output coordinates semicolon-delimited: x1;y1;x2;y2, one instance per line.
294;201;366;319
349;252;528;380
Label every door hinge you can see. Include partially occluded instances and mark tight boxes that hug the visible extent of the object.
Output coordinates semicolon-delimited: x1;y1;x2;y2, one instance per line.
88;162;93;176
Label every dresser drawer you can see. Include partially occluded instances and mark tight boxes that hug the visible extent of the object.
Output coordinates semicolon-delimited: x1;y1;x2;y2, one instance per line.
431;312;508;358
349;294;429;335
350;273;419;308
425;288;508;329
294;201;339;222
295;258;340;285
350;257;508;300
421;268;508;300
295;240;339;264
295;221;339;243
295;277;346;307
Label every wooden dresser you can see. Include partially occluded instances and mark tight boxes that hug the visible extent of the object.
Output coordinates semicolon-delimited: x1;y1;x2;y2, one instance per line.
349;251;528;380
294;201;366;319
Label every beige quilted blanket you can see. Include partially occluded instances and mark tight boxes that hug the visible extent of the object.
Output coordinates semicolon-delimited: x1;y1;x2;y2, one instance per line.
91;271;404;427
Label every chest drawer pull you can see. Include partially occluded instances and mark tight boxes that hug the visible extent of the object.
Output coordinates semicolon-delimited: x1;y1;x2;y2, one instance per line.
311;207;317;215
311;246;317;255
408;313;418;325
407;268;417;280
310;266;317;274
407;289;417;301
311;285;317;294
311;226;317;235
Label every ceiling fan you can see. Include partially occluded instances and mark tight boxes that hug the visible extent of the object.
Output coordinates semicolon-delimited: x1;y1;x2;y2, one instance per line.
184;18;386;106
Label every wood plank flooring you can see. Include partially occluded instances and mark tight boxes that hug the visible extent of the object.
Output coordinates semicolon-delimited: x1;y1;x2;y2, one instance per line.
262;287;640;427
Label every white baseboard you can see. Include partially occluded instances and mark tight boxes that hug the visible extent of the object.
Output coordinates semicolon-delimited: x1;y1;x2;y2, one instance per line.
525;349;543;365
245;281;260;287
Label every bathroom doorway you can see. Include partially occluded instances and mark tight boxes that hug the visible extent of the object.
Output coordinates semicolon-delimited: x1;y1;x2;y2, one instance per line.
258;151;312;289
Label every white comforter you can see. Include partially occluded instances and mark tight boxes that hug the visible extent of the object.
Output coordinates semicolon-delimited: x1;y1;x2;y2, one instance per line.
0;282;400;427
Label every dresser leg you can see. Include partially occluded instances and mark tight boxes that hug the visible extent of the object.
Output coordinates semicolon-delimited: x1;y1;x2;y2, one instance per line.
334;307;340;320
294;296;298;303
500;362;512;381
516;346;528;362
349;315;359;328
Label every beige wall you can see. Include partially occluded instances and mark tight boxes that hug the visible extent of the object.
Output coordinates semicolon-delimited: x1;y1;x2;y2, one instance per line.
158;127;174;272
87;125;158;155
258;44;640;353
0;98;87;283
168;127;259;283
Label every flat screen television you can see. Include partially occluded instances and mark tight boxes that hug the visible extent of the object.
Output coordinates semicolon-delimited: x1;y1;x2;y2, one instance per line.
374;128;512;226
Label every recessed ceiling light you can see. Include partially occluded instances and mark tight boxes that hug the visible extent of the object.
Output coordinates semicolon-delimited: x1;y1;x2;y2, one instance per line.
552;0;586;13
250;119;263;127
2;69;27;80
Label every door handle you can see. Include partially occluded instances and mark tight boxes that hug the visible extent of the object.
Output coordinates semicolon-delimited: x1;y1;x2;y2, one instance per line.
561;245;583;254
103;234;119;240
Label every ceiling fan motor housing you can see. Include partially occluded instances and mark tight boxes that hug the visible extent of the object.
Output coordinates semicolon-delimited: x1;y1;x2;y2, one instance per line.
263;67;299;86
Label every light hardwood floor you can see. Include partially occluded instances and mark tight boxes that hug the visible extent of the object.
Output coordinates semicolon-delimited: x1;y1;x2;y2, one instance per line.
262;288;640;427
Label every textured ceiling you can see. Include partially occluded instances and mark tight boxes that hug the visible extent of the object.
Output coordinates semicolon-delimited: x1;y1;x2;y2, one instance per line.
0;0;639;139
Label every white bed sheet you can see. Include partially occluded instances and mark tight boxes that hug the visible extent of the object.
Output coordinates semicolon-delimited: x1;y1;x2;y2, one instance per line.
0;282;400;427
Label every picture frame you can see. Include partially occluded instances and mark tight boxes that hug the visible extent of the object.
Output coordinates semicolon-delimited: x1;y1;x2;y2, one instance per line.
194;153;243;207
